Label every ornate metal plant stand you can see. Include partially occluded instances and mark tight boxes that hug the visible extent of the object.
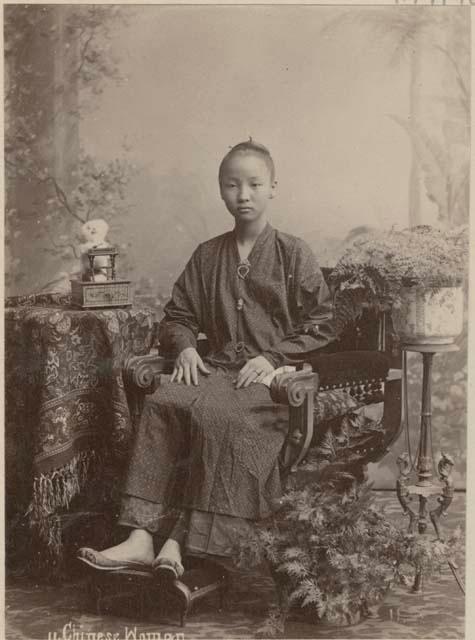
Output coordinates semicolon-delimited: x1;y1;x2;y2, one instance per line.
396;343;464;594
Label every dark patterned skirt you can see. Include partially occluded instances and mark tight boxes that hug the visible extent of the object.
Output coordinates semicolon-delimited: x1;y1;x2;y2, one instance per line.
120;368;289;557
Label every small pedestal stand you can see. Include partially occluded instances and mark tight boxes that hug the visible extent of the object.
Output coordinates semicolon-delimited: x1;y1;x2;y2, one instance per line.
396;343;464;595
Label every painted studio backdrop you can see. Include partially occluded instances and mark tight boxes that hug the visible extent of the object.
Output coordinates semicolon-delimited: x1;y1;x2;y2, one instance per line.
5;5;470;487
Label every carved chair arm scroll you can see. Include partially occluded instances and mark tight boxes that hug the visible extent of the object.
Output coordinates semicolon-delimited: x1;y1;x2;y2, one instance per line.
270;364;319;474
124;353;174;393
124;353;174;426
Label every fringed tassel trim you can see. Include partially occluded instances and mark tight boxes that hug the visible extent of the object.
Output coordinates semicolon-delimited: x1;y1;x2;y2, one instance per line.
26;449;97;559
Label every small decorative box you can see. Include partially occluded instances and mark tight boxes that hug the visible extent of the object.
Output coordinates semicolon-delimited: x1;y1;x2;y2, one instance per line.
70;246;133;309
70;279;132;308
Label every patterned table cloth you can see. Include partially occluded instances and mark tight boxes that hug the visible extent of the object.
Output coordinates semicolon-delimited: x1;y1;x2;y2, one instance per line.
5;293;155;561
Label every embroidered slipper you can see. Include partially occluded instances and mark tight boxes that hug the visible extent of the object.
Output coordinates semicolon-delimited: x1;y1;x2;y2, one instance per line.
153;557;185;581
77;547;153;572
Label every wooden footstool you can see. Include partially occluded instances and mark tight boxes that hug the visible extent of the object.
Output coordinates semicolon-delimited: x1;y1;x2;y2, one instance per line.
87;557;230;626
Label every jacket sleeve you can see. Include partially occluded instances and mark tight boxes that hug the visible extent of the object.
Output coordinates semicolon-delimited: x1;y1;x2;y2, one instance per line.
158;246;203;357
261;242;336;368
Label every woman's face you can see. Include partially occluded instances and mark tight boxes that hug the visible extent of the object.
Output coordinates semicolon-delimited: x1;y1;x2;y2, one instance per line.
219;153;276;223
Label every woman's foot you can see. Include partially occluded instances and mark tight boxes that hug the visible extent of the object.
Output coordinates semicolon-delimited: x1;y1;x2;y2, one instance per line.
98;529;155;565
153;538;184;579
77;529;155;571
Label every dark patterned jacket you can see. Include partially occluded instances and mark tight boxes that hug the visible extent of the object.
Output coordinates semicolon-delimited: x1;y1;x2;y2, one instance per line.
159;223;335;369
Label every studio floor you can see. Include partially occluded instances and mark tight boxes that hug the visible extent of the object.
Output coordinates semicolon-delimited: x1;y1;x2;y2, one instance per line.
5;492;466;640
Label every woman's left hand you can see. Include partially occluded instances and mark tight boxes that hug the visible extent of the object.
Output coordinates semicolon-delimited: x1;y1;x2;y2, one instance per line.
235;355;274;389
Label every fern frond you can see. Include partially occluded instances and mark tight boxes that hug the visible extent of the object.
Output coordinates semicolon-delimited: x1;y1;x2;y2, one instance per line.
289;578;327;618
276;560;309;579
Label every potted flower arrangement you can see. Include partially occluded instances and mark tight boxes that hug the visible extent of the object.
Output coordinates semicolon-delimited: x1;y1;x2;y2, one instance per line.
330;225;468;345
236;474;464;637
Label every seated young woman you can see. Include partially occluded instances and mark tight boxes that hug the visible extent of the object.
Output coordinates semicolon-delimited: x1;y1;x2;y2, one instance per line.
78;140;335;579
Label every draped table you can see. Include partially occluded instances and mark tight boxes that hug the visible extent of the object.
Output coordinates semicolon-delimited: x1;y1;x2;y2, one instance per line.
5;293;155;567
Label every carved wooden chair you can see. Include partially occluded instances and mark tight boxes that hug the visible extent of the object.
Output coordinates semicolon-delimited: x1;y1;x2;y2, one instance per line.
125;317;402;493
125;263;402;492
106;274;403;625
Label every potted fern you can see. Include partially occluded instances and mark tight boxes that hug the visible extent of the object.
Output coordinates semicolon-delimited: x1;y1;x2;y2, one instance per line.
236;474;464;636
331;225;468;345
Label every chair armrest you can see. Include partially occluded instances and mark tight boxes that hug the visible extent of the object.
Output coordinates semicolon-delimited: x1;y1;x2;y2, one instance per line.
270;364;318;405
124;352;174;392
269;359;401;476
270;364;319;473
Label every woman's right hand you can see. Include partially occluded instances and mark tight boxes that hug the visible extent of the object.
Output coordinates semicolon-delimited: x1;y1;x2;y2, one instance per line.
171;347;211;386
